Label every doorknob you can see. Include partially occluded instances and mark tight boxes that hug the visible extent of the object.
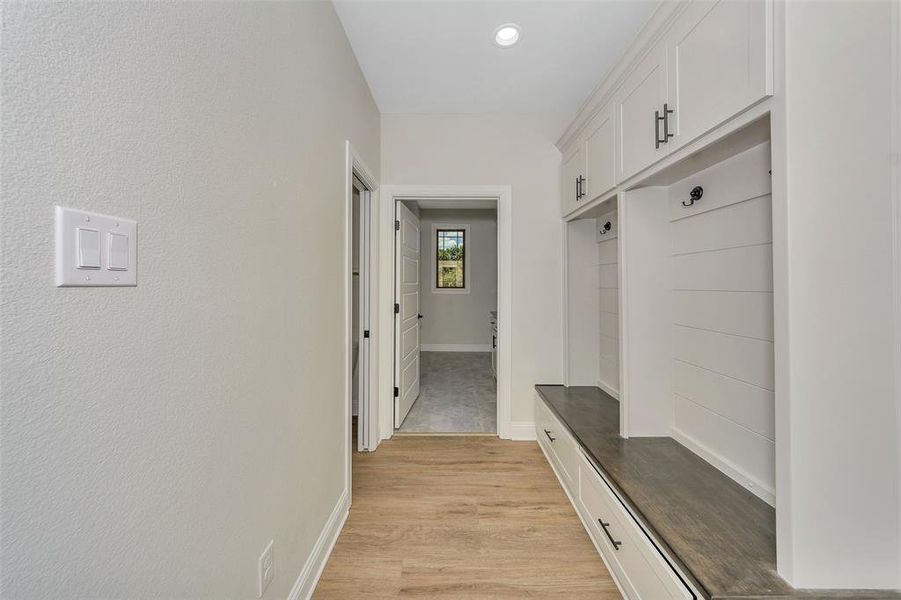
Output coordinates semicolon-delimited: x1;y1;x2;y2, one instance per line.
418;314;423;319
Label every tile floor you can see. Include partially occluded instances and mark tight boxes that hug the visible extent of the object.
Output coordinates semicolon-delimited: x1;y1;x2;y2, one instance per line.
398;351;496;433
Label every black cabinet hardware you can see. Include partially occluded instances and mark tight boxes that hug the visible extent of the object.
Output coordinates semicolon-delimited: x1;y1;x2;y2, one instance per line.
599;221;612;235
682;185;704;207
662;103;674;143
655;109;664;148
575;176;581;200
579;176;586;199
655;104;675;148
543;429;556;442
598;519;622;550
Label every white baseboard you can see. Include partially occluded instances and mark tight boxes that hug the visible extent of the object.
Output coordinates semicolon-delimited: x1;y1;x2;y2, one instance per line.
420;344;491;352
671;428;776;507
595;379;620;401
287;489;349;600
508;420;536;441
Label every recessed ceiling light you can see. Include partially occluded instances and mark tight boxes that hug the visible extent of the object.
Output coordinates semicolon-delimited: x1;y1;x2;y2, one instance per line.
494;23;521;48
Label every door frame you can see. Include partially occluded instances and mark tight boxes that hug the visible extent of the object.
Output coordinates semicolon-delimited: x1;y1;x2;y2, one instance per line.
378;185;513;441
344;141;378;499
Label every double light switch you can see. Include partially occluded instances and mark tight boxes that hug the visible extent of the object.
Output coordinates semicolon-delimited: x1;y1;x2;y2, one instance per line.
56;206;137;286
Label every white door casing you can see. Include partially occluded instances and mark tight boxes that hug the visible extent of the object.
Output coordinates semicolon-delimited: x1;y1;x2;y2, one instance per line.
355;177;371;452
394;202;421;427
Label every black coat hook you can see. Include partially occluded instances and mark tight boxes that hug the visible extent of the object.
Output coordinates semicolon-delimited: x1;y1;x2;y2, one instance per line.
683;186;703;207
599;221;612;235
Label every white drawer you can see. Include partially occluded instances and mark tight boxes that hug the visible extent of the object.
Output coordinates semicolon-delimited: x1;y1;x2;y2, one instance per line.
535;396;578;490
578;454;694;600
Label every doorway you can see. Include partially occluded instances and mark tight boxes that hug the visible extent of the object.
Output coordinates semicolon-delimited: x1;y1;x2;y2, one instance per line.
378;185;513;442
394;201;498;433
345;142;378;472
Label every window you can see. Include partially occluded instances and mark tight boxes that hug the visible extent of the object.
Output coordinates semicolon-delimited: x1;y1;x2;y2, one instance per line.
436;228;465;289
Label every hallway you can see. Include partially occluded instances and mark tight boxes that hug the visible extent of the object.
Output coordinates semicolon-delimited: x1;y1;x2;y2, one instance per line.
314;437;620;599
398;352;497;433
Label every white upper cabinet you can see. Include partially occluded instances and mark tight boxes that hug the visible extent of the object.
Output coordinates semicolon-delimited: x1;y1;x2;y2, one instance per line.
616;43;668;182
559;0;773;219
583;105;617;203
666;0;772;150
561;146;586;217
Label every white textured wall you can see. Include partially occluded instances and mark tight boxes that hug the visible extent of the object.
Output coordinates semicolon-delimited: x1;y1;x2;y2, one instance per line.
381;114;564;422
418;208;497;348
0;2;379;598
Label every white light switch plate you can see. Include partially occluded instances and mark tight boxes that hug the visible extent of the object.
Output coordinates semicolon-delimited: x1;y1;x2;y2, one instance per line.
56;206;137;287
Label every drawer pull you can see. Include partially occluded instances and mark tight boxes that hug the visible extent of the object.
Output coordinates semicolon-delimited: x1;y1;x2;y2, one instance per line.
598;519;622;551
543;429;556;442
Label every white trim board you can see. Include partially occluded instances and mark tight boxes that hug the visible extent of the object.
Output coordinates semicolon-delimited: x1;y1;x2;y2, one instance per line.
596;379;620;401
508;420;536;441
421;344;490;353
379;185;513;441
286;489;349;600
671;427;775;506
345;139;380;491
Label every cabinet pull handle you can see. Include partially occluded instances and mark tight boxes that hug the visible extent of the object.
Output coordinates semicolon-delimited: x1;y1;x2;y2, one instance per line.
598;519;622;550
579;176;586;199
575;176;581;200
655;109;664;149
543;429;556;442
663;103;674;143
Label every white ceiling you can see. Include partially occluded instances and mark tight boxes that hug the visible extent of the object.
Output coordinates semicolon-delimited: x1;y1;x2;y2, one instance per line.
334;1;658;116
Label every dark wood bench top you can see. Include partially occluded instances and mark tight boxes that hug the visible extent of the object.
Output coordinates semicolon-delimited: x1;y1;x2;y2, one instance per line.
535;384;900;600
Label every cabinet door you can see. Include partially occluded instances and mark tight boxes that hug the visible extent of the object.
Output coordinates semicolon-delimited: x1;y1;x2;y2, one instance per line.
561;146;585;217
616;43;668;182
584;105;616;202
667;0;771;150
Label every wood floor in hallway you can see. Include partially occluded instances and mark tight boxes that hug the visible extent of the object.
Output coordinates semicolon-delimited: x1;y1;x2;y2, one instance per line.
314;436;621;599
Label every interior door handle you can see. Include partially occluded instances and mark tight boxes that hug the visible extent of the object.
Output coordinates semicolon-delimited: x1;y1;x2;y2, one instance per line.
418;314;423;319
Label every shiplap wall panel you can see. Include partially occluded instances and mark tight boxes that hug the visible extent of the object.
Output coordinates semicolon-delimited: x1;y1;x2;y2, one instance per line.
674;325;774;389
598;237;619;264
598;263;618;290
597;208;619;396
673;244;773;292
668;142;771;221
673;360;775;439
600;289;619;314
669;141;774;505
674;394;775;496
672;195;772;255
673;290;773;341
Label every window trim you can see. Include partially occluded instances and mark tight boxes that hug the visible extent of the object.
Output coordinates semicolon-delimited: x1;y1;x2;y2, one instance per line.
431;223;471;295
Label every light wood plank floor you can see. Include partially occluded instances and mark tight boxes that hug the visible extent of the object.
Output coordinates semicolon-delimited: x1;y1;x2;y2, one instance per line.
314;436;621;599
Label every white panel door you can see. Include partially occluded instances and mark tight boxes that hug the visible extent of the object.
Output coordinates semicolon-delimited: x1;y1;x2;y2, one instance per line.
616;43;668;182
394;202;421;428
666;0;771;150
584;105;616;202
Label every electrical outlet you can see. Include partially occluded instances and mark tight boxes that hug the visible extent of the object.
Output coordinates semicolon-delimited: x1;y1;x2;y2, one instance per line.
258;540;274;597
